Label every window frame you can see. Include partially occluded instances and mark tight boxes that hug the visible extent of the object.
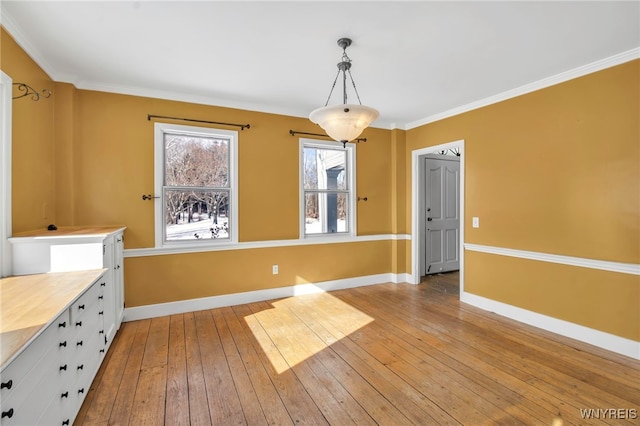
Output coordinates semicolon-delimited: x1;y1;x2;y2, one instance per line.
154;122;238;249
299;138;356;238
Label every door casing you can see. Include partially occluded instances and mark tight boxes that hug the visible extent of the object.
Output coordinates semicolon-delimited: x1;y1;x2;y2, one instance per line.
411;140;465;293
1;71;12;278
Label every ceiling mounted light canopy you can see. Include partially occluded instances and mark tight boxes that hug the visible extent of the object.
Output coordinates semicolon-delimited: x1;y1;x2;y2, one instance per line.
309;38;379;147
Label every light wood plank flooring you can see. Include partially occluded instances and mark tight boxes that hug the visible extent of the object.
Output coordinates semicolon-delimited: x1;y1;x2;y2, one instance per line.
75;273;639;425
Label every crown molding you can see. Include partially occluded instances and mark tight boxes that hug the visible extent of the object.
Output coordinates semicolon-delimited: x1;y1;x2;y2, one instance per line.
0;14;57;81
405;47;640;130
3;8;637;132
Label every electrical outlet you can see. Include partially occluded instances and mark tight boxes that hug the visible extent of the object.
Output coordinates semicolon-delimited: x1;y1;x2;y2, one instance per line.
272;264;278;275
472;217;480;228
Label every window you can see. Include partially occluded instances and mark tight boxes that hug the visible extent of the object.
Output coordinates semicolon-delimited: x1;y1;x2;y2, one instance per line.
300;139;356;237
154;123;237;247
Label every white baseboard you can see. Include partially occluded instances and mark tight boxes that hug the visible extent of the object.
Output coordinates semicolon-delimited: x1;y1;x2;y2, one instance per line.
392;273;412;284
460;291;640;360
123;273;406;322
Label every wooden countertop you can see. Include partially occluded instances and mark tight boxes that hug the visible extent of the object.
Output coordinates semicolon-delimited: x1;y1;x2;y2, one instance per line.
11;226;126;239
0;269;106;369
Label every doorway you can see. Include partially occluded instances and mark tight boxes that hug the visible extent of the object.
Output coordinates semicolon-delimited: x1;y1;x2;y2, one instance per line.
411;140;465;294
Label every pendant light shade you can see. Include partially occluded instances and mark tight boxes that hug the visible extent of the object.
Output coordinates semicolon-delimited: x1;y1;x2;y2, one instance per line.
309;103;379;143
309;38;378;145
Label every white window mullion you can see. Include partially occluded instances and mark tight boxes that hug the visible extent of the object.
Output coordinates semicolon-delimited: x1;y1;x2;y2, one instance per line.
300;138;356;238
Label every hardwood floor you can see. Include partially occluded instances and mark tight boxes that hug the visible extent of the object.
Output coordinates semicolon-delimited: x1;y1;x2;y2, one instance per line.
75;273;639;425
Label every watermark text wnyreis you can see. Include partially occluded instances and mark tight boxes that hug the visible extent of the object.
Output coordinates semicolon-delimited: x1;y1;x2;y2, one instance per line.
579;408;637;420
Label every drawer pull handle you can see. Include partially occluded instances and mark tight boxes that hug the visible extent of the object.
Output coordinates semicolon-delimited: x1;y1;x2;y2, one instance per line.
101;282;106;287
63;420;70;425
99;311;104;315
61;391;69;398
60;341;67;347
77;364;84;370
100;349;105;353
98;296;104;300
99;329;105;334
78;304;85;310
58;321;66;328
60;364;67;371
76;321;82;327
78;388;85;394
1;380;12;390
2;408;13;418
77;341;83;347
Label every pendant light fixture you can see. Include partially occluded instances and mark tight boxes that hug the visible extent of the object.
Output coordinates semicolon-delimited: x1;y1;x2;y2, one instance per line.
309;38;379;147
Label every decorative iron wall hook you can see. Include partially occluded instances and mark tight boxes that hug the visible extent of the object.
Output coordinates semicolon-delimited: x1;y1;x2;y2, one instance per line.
12;83;52;101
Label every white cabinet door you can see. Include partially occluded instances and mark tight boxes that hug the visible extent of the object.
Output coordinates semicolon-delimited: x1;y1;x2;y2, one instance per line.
113;232;125;331
100;236;116;349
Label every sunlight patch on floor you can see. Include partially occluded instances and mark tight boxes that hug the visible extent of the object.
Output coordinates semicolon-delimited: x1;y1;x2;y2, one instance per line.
244;291;373;374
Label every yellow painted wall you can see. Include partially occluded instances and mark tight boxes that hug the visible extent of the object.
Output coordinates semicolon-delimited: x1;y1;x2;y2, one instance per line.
1;28;56;233
71;91;393;247
466;251;639;341
3;22;638;343
67;90;395;307
390;129;407;274
2;28;397;308
53;82;77;225
408;61;639;262
125;241;392;306
407;60;640;341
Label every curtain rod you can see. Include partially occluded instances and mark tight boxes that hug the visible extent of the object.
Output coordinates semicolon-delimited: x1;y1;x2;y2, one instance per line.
289;130;366;143
148;114;250;130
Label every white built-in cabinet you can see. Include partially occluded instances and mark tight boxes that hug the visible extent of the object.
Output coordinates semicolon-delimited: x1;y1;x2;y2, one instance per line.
0;227;125;425
9;226;126;335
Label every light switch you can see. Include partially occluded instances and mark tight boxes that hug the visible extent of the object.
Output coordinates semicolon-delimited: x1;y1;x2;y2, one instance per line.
472;217;480;228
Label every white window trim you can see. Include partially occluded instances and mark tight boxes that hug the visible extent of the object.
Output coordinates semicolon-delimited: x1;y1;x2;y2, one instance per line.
154;122;238;249
299;138;356;239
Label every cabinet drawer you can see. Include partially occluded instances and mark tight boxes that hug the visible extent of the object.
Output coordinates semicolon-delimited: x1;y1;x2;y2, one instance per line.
0;340;67;425
70;281;101;325
37;391;75;426
0;310;70;407
71;310;100;347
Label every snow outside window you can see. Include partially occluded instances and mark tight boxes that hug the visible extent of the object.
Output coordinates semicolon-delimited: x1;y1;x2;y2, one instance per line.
300;139;356;237
154;123;238;248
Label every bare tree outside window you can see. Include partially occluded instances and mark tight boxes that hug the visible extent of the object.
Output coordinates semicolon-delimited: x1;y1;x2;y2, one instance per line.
164;133;230;240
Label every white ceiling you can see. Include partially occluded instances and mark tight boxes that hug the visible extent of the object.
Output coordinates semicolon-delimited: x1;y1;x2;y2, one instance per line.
2;1;639;129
